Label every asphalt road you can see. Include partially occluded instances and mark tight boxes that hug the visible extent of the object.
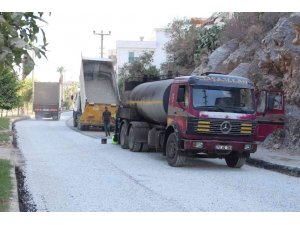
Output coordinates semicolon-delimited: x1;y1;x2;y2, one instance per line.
15;112;300;212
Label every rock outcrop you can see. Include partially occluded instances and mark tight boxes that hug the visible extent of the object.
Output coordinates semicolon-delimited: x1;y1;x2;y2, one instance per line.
193;13;300;152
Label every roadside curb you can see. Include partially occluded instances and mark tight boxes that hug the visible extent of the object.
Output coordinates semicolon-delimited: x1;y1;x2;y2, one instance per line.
9;116;31;211
12;116;31;148
247;157;300;178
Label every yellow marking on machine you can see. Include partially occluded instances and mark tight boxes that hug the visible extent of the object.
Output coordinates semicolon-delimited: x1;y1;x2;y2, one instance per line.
241;127;252;131
128;100;162;105
241;123;252;127
241;130;252;134
197;125;210;128
198;121;211;124
197;128;210;132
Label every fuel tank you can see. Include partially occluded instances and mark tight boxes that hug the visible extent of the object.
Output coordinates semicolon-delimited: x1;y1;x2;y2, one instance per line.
128;79;173;125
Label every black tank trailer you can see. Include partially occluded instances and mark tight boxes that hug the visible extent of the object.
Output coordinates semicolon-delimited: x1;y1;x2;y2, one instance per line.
124;79;173;125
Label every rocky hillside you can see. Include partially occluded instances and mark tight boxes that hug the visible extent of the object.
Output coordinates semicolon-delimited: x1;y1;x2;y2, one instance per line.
193;13;300;152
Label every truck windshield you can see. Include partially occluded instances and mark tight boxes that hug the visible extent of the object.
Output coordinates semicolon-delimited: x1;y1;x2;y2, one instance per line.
192;86;255;114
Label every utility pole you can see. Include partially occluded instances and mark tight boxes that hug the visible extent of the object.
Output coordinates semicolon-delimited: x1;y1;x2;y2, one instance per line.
93;30;111;58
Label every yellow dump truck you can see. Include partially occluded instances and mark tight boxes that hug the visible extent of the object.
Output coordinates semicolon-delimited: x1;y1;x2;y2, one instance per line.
72;57;119;130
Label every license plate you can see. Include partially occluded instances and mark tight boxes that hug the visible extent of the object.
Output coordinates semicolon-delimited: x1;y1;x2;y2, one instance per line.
215;145;232;151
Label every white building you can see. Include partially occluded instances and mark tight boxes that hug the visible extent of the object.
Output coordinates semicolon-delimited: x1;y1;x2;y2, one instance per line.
116;28;169;77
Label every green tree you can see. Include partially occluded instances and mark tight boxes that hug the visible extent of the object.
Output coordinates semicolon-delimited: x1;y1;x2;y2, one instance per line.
19;77;33;114
118;51;159;97
57;66;66;105
0;66;21;116
63;82;78;110
164;18;198;75
119;51;159;77
0;12;48;77
57;66;66;79
194;23;225;63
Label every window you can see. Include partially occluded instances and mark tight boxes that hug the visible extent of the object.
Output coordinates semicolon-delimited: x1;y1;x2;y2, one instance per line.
128;52;135;63
192;86;255;114
268;92;283;110
177;85;189;107
257;91;267;113
177;86;185;103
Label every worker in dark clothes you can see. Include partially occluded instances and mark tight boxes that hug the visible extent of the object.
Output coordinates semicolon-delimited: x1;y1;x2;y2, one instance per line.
103;106;111;136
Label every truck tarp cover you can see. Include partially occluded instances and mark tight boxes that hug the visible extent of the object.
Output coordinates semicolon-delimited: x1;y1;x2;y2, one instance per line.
34;82;60;105
81;58;119;105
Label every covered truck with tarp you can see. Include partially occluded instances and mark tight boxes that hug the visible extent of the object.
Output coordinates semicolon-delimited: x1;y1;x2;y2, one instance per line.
33;82;62;120
72;57;119;130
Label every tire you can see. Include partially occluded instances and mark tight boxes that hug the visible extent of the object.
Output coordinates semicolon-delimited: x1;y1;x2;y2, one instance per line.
225;153;247;168
120;123;129;149
73;114;78;127
73;118;77;127
76;114;84;130
166;133;186;167
52;114;58;121
128;126;142;152
141;143;149;152
77;122;83;130
77;120;84;131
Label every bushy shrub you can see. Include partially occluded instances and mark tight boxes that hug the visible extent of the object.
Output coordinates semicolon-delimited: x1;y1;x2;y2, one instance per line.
219;12;291;45
194;24;225;64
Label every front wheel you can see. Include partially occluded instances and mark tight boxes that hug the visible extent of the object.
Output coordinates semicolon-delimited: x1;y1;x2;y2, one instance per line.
166;133;186;167
225;153;248;168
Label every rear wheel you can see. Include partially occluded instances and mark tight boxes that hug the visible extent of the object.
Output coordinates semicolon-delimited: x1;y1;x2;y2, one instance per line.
166;133;186;167
73;115;78;127
35;113;40;120
120;123;129;149
128;126;142;152
52;113;59;121
76;114;85;130
77;120;85;131
225;152;247;168
77;121;83;130
141;143;149;152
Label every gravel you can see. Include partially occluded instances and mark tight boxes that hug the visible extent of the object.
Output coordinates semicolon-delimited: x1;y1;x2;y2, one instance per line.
15;112;300;212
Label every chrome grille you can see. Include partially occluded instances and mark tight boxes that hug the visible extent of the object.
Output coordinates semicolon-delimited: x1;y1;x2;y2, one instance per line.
188;118;256;136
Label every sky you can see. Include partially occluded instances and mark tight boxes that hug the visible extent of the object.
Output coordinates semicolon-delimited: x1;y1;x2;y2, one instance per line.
32;8;212;82
3;0;300;83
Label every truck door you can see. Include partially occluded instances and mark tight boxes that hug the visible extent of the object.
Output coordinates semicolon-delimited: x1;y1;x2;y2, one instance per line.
168;84;189;131
255;90;285;142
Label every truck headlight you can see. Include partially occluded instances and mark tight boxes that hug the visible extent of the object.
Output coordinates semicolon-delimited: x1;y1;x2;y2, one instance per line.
244;144;252;150
193;141;204;149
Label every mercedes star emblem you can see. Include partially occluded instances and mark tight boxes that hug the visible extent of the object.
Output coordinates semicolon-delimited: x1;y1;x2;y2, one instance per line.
220;121;231;134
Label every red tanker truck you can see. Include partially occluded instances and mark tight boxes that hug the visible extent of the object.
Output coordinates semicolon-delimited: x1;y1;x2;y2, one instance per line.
115;73;284;168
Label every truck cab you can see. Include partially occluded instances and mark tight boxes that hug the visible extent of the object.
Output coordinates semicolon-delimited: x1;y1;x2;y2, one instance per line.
165;74;284;167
